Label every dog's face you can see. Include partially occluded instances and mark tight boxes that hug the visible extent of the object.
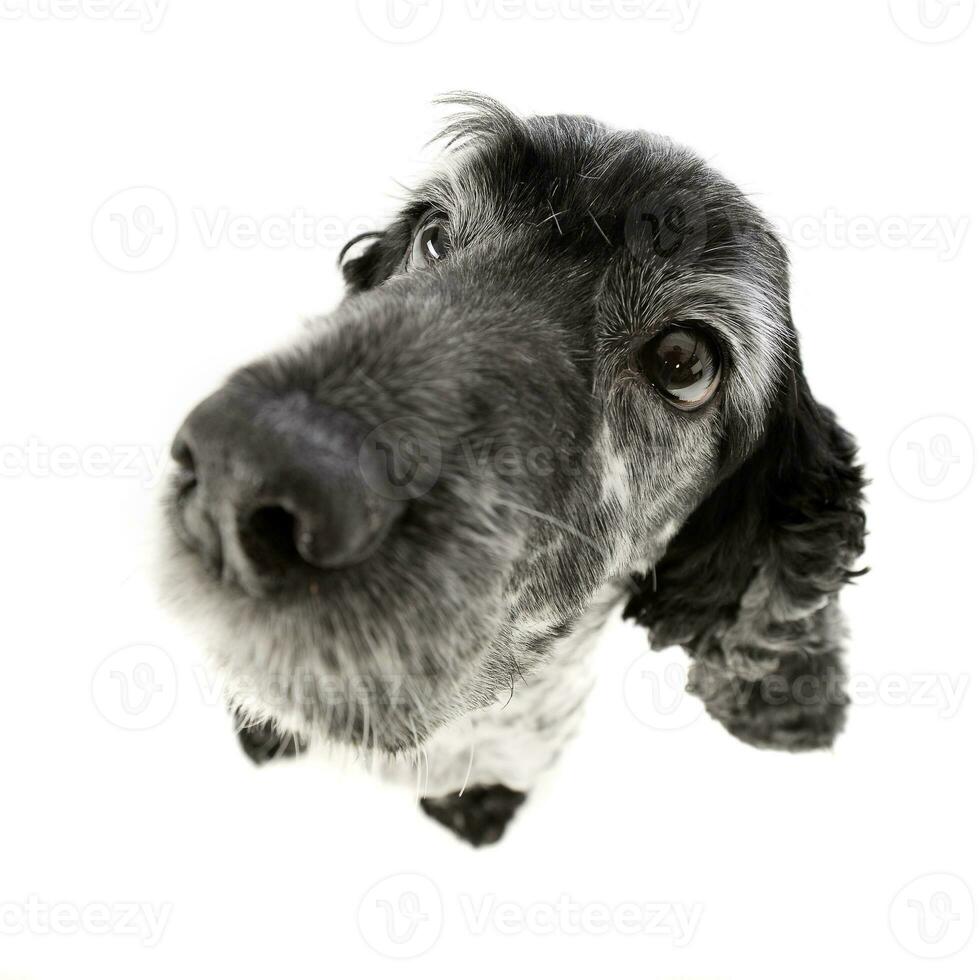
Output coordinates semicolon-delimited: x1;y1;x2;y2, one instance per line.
160;96;861;753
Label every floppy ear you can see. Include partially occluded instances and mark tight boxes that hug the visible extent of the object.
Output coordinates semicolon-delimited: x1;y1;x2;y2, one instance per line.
338;221;410;292
624;357;866;749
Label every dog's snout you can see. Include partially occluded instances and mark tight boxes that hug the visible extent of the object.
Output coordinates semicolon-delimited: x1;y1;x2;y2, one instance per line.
171;385;404;594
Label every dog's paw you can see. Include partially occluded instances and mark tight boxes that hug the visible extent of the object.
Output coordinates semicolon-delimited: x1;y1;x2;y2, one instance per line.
420;785;526;846
688;655;848;751
234;716;308;765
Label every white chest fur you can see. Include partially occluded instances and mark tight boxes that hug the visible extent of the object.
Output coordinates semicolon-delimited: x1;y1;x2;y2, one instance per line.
385;581;626;798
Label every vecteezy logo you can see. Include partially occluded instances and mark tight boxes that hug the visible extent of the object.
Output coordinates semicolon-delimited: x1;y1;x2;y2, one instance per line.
889;415;974;501
379;436;422;487
622;647;704;731
91;186;178;272
357;0;443;43
888;0;975;42
358;416;442;501
356;873;443;958
625;188;710;264
91;643;178;730
889;873;975;958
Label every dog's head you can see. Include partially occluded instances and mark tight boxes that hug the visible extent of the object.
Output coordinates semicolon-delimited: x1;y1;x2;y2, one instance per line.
159;95;864;752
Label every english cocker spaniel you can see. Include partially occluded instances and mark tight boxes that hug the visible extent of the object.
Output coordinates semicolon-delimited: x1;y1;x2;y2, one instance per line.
159;94;866;846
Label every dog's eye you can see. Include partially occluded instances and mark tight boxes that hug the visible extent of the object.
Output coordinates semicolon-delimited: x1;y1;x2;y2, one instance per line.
410;215;451;269
637;325;722;410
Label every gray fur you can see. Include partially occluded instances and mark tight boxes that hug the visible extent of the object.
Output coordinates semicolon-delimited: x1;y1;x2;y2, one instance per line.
158;95;865;832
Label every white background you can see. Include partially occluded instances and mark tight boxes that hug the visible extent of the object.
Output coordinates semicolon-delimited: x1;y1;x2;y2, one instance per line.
1;1;978;977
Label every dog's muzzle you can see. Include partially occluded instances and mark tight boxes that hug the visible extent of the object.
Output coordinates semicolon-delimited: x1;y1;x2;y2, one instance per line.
170;383;405;598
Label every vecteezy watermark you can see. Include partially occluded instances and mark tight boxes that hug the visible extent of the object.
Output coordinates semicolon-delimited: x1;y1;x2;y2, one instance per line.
91;644;459;736
358;416;444;502
358;412;980;512
888;0;975;43
0;896;173;947
99;193;969;273
625;188;709;263
102;648;970;737
93;190;384;271
356;875;701;957
0;438;168;488
462;0;699;29
625;196;970;263
357;0;443;42
458;894;702;942
358;422;601;502
889;415;975;502
623;647;705;731
357;873;444;959
771;210;969;262
91;644;178;731
356;0;698;42
92;186;178;273
0;0;168;30
192;208;379;252
623;652;970;731
853;672;969;719
889;873;975;959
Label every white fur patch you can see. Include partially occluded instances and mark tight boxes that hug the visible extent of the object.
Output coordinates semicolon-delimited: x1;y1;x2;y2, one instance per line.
384;581;625;797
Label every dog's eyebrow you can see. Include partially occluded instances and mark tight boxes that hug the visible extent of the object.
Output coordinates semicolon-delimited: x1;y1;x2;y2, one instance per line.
600;260;793;435
674;272;793;433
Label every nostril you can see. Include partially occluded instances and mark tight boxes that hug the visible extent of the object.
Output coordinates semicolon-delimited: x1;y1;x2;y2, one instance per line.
243;505;301;569
240;496;402;576
172;390;407;585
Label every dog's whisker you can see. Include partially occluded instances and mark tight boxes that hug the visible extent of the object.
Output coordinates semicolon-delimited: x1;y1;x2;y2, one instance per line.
419;742;429;800
360;685;375;765
501;667;516;710
410;719;423;803
495;501;607;558
458;728;476;798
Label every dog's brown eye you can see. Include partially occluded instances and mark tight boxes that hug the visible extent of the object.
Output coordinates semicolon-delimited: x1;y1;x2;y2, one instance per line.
410;216;451;269
637;325;722;409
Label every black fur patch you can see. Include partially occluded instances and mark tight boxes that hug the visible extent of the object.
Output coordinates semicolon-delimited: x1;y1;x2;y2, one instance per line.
421;785;527;846
235;715;308;765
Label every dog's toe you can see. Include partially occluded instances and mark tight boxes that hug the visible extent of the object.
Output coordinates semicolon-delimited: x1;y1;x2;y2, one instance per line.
420;785;526;846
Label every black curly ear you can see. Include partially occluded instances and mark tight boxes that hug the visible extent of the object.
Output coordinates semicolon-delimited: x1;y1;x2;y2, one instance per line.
338;221;410;292
624;360;866;750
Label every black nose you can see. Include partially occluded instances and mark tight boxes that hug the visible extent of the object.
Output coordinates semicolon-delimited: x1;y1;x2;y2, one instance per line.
171;384;405;596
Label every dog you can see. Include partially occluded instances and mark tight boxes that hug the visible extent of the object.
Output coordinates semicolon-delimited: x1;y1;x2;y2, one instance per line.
158;94;866;846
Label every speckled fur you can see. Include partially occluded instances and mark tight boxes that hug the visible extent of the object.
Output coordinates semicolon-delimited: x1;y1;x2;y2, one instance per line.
158;95;865;841
386;579;627;798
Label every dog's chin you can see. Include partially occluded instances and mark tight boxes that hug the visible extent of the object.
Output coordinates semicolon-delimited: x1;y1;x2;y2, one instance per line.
154;499;514;751
214;638;492;756
229;682;460;756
